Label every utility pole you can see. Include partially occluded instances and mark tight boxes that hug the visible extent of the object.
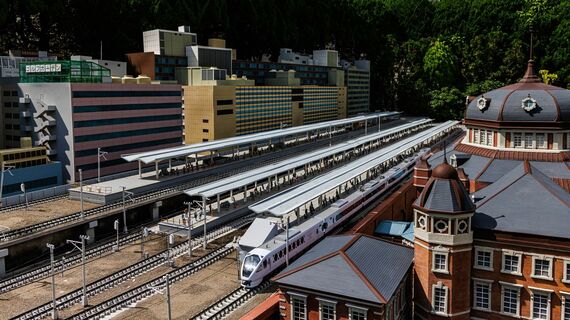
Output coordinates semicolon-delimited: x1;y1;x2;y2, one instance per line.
114;219;120;252
183;201;193;259
47;243;57;320
365;118;368;135
67;235;89;306
202;196;207;250
329;125;332;146
121;187;133;233
79;169;84;218
167;234;174;266
165;274;172;320
0;163;14;207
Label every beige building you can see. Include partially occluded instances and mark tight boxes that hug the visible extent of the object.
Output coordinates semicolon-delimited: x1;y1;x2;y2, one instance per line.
181;68;346;144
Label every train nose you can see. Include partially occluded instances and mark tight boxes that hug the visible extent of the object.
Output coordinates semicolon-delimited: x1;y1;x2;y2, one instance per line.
241;280;251;287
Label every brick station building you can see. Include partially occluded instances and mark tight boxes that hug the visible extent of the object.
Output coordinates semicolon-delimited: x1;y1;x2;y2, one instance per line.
244;59;570;320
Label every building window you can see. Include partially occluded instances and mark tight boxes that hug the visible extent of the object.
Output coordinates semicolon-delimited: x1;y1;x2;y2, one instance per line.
432;252;448;273
501;284;521;316
473;281;492;311
480;130;486;145
318;299;336;320
486;130;493;146
501;251;522;275
202;128;209;133
202;119;209;123
531;290;551;320
432;284;448;315
290;294;307;320
563;261;570;284
473;129;480;144
347;305;367;320
562;294;570;320
474;247;494;271
513;133;523;148
532;256;553;280
524;133;534;148
536;133;546;149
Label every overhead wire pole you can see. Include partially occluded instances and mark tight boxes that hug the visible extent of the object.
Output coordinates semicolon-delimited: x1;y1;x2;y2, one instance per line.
67;235;89;306
121;186;134;233
0;163;15;207
97;147;107;183
202;196;207;250
285;216;290;267
46;243;57;320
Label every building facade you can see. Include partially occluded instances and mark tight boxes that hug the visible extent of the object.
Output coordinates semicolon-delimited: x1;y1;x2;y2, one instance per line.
343;60;371;116
18;60;183;182
0;52;58;148
182;68;346;144
411;59;570;320
126;52;188;81
142;26;197;57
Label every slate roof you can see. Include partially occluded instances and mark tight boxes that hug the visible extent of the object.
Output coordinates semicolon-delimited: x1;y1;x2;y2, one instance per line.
472;162;570;239
464;60;570;124
272;234;414;304
414;169;475;214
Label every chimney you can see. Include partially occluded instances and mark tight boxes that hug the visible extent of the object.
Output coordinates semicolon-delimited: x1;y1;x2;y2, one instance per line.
413;155;432;195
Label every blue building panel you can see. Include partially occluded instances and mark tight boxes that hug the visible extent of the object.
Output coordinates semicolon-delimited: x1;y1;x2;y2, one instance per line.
1;162;62;197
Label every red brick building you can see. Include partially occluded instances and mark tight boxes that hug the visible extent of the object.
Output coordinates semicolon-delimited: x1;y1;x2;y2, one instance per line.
273;234;414;320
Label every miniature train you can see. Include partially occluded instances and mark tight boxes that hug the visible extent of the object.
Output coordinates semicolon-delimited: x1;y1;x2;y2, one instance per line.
239;147;429;288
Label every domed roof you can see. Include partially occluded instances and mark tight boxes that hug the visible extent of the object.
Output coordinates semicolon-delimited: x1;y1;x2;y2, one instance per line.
431;162;458;180
414;161;475;214
465;60;570;126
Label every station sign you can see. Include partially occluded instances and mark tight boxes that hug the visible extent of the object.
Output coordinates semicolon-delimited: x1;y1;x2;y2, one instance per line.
25;64;62;73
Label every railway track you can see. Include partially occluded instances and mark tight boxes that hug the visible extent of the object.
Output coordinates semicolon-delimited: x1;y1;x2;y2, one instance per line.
0;231;142;294
66;245;236;320
0;128;361;243
10;214;254;320
191;281;271;320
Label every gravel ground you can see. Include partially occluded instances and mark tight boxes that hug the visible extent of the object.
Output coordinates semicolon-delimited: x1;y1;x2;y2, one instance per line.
0;198;99;230
225;285;277;320
0;233;177;320
111;255;241;320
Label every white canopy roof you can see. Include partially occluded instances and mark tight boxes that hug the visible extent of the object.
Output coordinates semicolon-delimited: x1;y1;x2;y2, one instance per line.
183;118;432;198
122;112;401;164
249;120;459;216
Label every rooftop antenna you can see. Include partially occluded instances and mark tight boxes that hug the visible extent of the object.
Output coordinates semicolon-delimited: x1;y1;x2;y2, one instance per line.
529;26;534;60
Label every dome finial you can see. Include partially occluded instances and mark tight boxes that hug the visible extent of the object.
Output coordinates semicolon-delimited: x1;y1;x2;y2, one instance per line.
520;28;542;83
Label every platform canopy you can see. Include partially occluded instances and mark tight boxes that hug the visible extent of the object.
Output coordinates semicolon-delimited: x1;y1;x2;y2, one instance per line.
249;120;459;216
122;112;401;164
183;118;432;198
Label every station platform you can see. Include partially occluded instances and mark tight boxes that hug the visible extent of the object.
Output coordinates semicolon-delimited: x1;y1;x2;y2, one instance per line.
68;162;196;204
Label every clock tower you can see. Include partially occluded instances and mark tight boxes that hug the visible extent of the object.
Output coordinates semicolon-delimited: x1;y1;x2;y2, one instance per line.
413;159;475;319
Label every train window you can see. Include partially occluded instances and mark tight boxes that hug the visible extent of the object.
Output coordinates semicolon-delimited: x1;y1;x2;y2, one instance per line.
263;260;267;268
301;237;304;244
279;251;283;258
274;254;277;262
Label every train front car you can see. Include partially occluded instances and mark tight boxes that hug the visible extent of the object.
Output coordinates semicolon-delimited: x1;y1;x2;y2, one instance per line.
240;248;270;288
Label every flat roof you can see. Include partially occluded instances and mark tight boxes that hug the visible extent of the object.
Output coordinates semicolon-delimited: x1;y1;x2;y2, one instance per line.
184;118;432;198
249;120;459;216
122;112;401;164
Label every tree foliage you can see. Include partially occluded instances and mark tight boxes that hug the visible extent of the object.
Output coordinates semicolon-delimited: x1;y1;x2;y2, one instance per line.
0;0;568;120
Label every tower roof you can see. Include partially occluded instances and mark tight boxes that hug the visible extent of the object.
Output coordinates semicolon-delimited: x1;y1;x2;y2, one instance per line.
414;162;475;214
464;60;570;127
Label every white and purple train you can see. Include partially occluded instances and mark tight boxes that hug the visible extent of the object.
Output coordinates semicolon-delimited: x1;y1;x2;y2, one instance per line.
239;148;429;288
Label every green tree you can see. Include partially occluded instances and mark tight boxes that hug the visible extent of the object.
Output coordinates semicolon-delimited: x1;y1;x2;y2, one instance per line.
423;40;457;88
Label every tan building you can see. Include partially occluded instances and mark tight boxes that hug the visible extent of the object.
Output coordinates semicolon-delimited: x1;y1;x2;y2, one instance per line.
182;68;347;144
